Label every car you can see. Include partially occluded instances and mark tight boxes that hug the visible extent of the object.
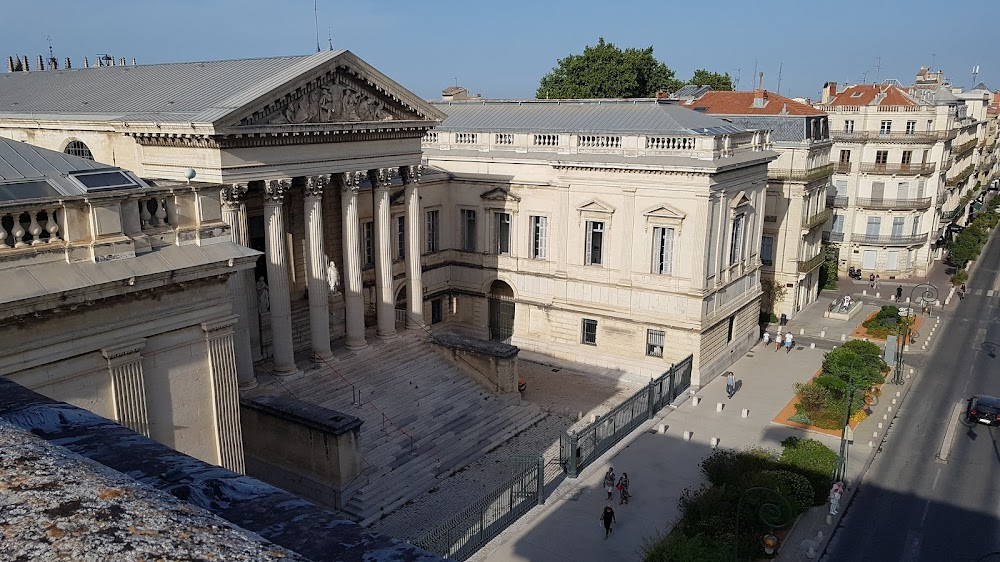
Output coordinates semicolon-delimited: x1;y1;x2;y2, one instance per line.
967;395;1000;426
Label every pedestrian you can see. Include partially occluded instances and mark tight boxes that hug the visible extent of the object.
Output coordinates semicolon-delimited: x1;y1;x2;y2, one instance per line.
960;283;967;300
617;472;630;504
725;371;736;399
762;330;770;346
600;504;616;539
869;273;876;288
875;274;880;289
785;331;794;354
775;330;783;352
603;468;616;501
829;482;844;516
896;286;903;302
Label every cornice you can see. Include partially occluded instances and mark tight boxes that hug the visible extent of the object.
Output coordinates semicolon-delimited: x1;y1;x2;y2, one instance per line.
126;126;432;148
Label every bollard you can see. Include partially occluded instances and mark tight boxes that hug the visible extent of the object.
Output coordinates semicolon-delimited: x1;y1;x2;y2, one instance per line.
817;531;824;540
945;298;950;306
692;396;701;406
909;368;914;375
841;334;847;341
883;414;888;420
741;408;750;418
590;414;598;423
710;437;720;448
896;391;901;397
906;372;911;379
863;289;868;296
810;342;816;349
888;406;892;412
906;297;911;303
876;292;881;298
869;440;874;447
904;345;909;352
892;398;897;405
873;431;878;438
716;402;724;412
657;423;667;434
922;344;926;350
683;431;693;441
800;328;805;335
878;422;883;429
820;330;825;338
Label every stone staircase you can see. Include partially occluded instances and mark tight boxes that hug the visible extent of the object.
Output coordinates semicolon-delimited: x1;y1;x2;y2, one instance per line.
252;328;547;525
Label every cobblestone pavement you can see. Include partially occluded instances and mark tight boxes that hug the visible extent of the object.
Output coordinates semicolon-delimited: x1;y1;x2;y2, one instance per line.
370;360;642;542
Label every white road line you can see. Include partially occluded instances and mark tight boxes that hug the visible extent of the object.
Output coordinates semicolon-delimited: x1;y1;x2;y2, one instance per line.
994;273;1000;293
932;467;942;490
920;499;931;526
990;290;996;297
937;401;964;462
976;289;984;296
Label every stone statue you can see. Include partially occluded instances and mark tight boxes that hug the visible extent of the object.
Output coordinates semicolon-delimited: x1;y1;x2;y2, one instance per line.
327;260;340;294
256;276;270;313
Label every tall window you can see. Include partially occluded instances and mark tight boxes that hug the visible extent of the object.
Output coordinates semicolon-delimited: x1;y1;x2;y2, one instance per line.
395;216;405;261
835;180;848;197
494;212;511;254
652;226;675;274
871;181;885;201
865;217;881;236
843;120;855;133
581;319;598;346
879;120;892;135
431;299;443;324
875;150;888;165
761;235;774;265
891;217;905;238
896;182;910;200
901;150;913;166
831;214;844;234
839;149;851;164
363;221;374;267
729;214;745;266
585;221;604;265
916;179;926;198
530;216;548;259
64;140;94;160
905;120;917;135
425;209;439;253
911;216;920;236
461;209;477;252
646;329;665;358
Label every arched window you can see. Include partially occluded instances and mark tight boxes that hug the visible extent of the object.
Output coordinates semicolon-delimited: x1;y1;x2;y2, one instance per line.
64;140;94;160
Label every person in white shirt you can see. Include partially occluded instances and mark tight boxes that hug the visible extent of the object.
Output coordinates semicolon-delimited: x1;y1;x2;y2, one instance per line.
784;331;794;354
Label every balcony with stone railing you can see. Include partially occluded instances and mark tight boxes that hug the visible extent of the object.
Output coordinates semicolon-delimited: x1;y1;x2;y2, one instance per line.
854;197;933;210
797;251;825;273
849;233;929;246
830;130;956;143
858;162;936;175
768;163;834;183
802;207;833;230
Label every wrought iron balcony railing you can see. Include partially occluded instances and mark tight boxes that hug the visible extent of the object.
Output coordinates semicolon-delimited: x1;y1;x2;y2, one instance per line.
768;163;835;183
849;233;929;246
825;231;845;243
831;130;956;143
834;162;853;173
797;252;825;273
826;195;849;207
858;162;936;175
802;208;833;230
854;197;932;210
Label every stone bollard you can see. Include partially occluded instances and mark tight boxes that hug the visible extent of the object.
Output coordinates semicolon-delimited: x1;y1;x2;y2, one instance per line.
888;406;893;412
841;334;847;341
876;292;881;298
741;408;750;418
883;414;888;420
878;422;883;429
892;398;897;405
820;330;826;338
710;437;720;448
716;402;724;412
904;345;909;352
863;289;868;296
810;343;816;349
906;297;911;303
909;368;914;375
692;396;701;406
896;391;901;397
657;423;668;434
683;431;693;441
800;328;805;335
873;431;878;438
869;440;874;447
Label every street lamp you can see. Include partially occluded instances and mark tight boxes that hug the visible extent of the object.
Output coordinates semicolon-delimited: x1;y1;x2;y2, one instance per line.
834;352;886;483
734;486;792;561
895;283;939;385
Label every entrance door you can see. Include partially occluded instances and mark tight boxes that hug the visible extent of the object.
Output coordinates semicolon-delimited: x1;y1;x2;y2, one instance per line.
862;250;877;270
488;280;515;344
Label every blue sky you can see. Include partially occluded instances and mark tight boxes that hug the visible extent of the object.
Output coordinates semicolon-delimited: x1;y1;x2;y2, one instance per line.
3;0;997;101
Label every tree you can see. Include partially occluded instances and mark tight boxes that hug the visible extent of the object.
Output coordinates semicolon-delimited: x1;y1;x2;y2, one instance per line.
688;69;734;91
536;38;682;99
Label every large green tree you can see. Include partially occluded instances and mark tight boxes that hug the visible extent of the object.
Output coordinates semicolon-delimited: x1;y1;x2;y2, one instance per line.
536;38;682;99
688;69;734;91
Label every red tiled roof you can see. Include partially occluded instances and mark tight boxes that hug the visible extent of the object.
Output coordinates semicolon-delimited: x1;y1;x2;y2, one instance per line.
826;84;916;107
684;90;825;116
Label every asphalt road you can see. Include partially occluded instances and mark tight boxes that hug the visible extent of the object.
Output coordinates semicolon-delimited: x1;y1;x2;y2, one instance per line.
826;228;1000;562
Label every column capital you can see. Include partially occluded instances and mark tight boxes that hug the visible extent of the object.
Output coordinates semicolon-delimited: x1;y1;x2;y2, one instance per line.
202;315;239;339
400;164;424;185
368;168;395;190
102;339;147;365
304;175;328;199
220;183;249;209
336;171;365;193
263;179;292;205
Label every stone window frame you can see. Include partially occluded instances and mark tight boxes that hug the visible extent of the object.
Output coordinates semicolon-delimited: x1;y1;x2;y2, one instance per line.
581;318;598;346
643;205;685;276
727;193;754;267
425;207;440;254
459;207;478;252
577;200;615;267
529;214;550;260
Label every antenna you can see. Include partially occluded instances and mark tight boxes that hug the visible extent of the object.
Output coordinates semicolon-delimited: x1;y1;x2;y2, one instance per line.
45;35;57;69
732;68;741;91
752;58;758;90
931;53;936;70
454;76;459;87
313;0;321;53
776;62;783;95
972;65;980;88
328;27;333;50
875;56;881;88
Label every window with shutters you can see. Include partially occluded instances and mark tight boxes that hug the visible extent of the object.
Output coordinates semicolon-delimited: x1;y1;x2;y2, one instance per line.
585;221;604;265
494;212;511;254
425;209;439;253
652;226;675;274
461;209;477;252
646;330;665;358
530;216;548;259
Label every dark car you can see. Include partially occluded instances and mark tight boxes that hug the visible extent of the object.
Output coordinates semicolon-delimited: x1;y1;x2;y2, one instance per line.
968;395;1000;426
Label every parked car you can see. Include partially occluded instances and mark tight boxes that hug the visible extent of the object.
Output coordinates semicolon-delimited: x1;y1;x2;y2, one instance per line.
967;395;1000;426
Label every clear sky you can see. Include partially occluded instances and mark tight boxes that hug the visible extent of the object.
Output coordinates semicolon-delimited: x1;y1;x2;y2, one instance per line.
3;0;997;101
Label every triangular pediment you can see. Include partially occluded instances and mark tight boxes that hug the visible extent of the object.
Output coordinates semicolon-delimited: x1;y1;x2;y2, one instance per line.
481;187;521;202
643;204;686;221
730;192;753;209
576;199;615;214
217;50;445;129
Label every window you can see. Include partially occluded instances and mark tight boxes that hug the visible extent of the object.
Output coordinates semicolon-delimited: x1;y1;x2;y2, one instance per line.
652;226;675;274
906;120;917;135
494;212;511;254
461;209;477;252
727;316;735;343
64;140;94;160
871;181;885;201
646;329;665;358
431;299;443;324
396;216;405;261
843;120;854;134
835;180;848;197
875;151;888;165
729;214;745;266
426;209;439;253
761;235;774;265
585;221;604;265
901;150;913;165
363;221;374;267
839;149;851;164
896;182;910;199
831;214;844;233
581;319;598;346
891;217;905;238
866;217;881;236
911;216;920;236
530;216;548;259
879;120;892;135
916;179;926;198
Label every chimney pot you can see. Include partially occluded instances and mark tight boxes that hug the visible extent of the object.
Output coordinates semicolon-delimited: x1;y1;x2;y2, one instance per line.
64;57;71;69
83;56;89;68
6;56;13;73
37;55;44;70
23;55;30;71
132;58;137;65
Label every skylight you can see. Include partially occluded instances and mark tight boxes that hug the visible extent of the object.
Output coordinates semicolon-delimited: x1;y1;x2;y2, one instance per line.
69;170;139;192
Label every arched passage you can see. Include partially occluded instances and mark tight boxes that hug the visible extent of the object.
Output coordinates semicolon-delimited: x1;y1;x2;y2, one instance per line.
488;280;515;344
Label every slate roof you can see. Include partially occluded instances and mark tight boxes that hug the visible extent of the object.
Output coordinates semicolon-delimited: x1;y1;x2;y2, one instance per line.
685;90;826;116
826;84;917;107
432;99;746;135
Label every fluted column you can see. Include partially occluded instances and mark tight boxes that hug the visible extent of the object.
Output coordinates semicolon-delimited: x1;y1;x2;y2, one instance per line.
338;172;367;350
102;340;150;437
220;183;258;389
201;316;246;473
304;176;333;362
401;165;425;329
263;179;298;376
369;168;397;340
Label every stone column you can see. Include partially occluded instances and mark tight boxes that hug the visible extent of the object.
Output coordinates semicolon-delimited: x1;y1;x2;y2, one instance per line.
304;176;333;362
201;316;246;473
369;168;397;340
220;183;258;389
338;172;367;350
102;340;150;437
401;165;425;328
262;179;298;376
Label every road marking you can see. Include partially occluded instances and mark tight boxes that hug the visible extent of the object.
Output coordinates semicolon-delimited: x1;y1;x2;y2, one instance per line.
931;467;942;490
901;528;922;561
919;499;931;526
976;289;984;296
990;290;996;297
937;401;964;462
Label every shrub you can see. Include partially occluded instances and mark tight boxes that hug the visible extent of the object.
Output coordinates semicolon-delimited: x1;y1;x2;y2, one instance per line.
788;411;812;425
700;447;777;489
951;270;969;286
779;437;839;504
822;342;886;388
862;305;902;337
795;381;832;412
641;530;734;562
850;409;869;424
675;485;734;537
751;469;815;515
814;375;848;395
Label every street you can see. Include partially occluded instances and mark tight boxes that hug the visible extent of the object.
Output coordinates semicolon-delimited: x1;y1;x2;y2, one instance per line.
826;229;1000;561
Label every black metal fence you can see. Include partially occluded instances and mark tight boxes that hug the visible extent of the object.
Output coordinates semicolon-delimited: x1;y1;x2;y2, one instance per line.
412;456;544;561
560;355;693;477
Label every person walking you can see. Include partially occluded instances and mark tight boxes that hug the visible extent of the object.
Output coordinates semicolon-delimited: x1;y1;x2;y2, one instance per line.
725;371;736;399
785;331;794;354
896;286;903;302
960;283;967;300
775;329;783;352
869;273;876;289
617;473;630;504
762;330;770;346
600;504;616;539
603;468;616;501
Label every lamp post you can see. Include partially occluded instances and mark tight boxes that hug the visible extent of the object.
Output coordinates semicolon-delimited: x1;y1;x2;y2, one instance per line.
834;352;886;483
895;283;939;385
734;486;792;561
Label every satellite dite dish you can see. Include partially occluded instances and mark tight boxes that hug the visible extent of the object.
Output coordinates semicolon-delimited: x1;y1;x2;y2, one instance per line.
184;168;196;185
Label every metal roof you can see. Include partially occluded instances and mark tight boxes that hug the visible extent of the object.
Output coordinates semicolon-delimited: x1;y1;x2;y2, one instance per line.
432;99;746;136
0;137;145;200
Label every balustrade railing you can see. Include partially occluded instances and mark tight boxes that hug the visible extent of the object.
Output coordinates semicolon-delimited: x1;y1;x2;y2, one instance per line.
644;136;696;150
858;162;936;175
849;233;929;245
854;197;932;210
0;207;61;248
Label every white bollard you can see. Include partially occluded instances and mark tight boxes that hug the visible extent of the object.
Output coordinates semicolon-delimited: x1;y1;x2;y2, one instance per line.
883;414;888;420
876;292;881;298
800;328;805;336
906;372;911;379
906;297;911;303
841;334;847;341
716;402;724;412
863;289;868;296
657;423;668;434
904;345;909;352
873;431;878;438
878;422;883;429
807;545;817;559
817;531;824;540
810;343;816;349
742;408;750;418
683;431;693;441
692;396;701;406
909;368;914;375
888;406;893;412
896;391;900;397
820;330;826;338
710;437;720;448
922;344;926;350
945;298;951;306
869;440;874;447
892;398;897;405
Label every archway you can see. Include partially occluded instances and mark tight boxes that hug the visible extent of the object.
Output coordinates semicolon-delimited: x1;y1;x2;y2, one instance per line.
395;284;407;325
488;280;515;344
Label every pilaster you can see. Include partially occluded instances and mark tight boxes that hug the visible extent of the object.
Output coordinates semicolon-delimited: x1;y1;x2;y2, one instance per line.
102;339;150;437
201;315;246;473
369;168;397;340
401;165;425;329
304;176;333;362
220;182;258;389
263;179;299;376
338;172;368;350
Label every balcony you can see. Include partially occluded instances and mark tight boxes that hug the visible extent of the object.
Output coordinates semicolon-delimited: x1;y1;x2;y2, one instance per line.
768;163;835;183
831;130;956;143
854;197;932;210
826;195;849;207
763;215;778;223
825;231;845;243
951;138;977;157
940;208;962;223
802;207;833;230
946;164;975;187
858;162;936;175
834;162;853;174
849;233;929;246
797;252;825;273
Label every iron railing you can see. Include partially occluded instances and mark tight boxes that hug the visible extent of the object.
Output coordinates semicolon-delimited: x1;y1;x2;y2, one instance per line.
951;138;978;157
850;233;929;245
560;355;693;478
854;197;932;210
764;215;778;223
802;208;833;229
857;162;936;175
946;165;975;186
826;195;849;207
798;252;825;273
830;130;956;143
834;162;853;174
768;163;835;183
413;457;544;561
825;231;845;242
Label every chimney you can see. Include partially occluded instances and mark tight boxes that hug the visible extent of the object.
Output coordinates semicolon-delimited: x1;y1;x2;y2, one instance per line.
821;82;837;104
64;57;71;69
656;89;670;100
119;57;126;66
23;55;30;71
83;56;89;68
37;54;44;71
132;58;136;66
6;56;13;73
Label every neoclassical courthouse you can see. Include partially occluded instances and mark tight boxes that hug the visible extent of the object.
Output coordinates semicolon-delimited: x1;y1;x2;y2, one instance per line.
0;51;775;485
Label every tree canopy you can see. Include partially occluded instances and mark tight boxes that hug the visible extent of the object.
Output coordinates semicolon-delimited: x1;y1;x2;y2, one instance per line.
536;38;683;99
689;69;734;91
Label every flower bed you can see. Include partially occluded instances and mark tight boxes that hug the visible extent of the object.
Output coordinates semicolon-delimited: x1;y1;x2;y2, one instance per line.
852;306;924;341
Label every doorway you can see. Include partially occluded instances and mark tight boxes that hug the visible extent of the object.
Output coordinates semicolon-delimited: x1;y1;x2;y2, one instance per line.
488;280;515;344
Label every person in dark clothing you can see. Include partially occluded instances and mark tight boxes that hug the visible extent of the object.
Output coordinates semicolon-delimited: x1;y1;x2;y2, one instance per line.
600;505;616;539
896;286;903;302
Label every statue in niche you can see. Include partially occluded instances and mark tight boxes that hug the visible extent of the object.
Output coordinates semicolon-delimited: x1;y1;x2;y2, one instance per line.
327;260;341;294
256;277;270;313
